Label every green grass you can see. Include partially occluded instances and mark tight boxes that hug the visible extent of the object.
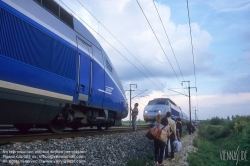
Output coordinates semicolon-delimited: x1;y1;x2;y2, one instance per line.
187;116;250;166
126;154;154;166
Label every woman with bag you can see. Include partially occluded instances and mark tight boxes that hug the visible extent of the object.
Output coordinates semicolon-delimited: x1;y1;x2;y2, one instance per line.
154;116;170;166
145;114;163;140
153;114;162;127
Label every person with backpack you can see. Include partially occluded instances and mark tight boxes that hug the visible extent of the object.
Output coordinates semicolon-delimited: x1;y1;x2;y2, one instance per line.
165;111;177;161
154;116;169;166
131;103;139;132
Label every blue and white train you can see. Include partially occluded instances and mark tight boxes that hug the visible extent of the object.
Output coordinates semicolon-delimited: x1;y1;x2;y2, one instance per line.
0;0;128;133
143;98;189;125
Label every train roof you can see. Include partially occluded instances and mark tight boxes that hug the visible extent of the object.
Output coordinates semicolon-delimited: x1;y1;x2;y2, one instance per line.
31;0;101;49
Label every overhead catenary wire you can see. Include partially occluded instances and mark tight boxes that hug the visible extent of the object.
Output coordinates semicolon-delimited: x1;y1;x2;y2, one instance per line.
136;0;189;97
60;0;189;97
186;0;197;87
132;99;147;106
136;0;182;85
186;0;199;113
152;0;188;96
58;0;166;94
76;0;167;90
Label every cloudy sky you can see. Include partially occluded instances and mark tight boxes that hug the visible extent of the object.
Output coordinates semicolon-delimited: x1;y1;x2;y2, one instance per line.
56;0;250;120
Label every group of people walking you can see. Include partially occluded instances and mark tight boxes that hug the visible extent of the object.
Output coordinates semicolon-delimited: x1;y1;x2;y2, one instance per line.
130;103;183;166
152;112;182;166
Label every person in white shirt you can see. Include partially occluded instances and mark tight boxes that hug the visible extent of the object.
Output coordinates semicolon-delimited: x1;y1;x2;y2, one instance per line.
165;111;177;161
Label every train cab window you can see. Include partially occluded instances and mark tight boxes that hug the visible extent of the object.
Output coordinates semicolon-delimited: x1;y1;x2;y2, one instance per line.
156;102;166;105
148;100;168;105
148;101;156;105
106;60;113;72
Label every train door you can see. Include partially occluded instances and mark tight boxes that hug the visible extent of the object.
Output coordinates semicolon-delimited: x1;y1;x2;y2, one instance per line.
88;46;105;108
77;37;92;103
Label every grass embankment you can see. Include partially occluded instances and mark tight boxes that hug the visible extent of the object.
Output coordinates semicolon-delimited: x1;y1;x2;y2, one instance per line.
126;154;154;166
188;116;250;166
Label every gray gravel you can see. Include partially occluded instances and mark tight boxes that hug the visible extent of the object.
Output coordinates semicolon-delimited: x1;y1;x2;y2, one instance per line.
0;130;154;166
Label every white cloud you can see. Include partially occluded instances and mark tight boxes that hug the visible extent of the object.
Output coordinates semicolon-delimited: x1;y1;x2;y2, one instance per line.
82;0;214;80
208;0;250;12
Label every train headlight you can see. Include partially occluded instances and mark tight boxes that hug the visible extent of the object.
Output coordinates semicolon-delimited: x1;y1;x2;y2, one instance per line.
158;110;162;113
144;110;148;113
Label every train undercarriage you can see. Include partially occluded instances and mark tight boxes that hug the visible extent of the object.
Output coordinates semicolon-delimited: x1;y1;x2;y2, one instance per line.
0;95;118;134
48;104;117;133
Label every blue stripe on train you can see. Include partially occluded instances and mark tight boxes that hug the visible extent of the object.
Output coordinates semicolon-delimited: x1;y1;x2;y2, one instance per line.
0;1;76;50
0;7;77;80
171;107;180;118
0;55;76;97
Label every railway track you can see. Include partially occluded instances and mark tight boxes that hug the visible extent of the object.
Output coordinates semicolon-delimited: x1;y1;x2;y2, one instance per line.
0;125;150;145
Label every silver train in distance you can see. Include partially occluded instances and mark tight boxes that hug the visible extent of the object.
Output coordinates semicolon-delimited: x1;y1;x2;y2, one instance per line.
143;98;189;125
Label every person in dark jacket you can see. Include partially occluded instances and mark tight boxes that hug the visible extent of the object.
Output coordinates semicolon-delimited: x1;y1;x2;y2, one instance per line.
191;122;196;133
154;117;169;166
176;118;182;141
187;122;192;135
131;103;139;131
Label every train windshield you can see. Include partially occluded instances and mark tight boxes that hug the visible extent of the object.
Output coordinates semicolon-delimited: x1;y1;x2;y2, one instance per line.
148;100;168;105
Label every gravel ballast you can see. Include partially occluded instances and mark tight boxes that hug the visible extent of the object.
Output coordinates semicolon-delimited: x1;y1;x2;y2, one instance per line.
0;130;154;166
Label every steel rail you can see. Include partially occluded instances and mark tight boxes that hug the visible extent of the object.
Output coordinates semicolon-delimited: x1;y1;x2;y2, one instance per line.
0;126;150;145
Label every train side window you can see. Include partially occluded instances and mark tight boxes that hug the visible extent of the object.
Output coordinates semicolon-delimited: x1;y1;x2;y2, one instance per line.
42;0;59;17
33;0;74;29
92;46;104;66
106;60;113;72
34;0;41;4
59;6;74;29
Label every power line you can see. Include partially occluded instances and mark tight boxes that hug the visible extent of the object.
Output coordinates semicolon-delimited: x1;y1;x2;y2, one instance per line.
196;91;199;116
136;0;182;86
152;0;188;96
119;77;131;85
58;0;165;93
132;98;147;106
76;0;167;91
60;0;190;97
186;0;198;113
186;0;197;87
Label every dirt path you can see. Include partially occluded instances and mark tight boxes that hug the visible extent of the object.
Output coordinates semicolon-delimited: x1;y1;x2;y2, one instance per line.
162;130;198;166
